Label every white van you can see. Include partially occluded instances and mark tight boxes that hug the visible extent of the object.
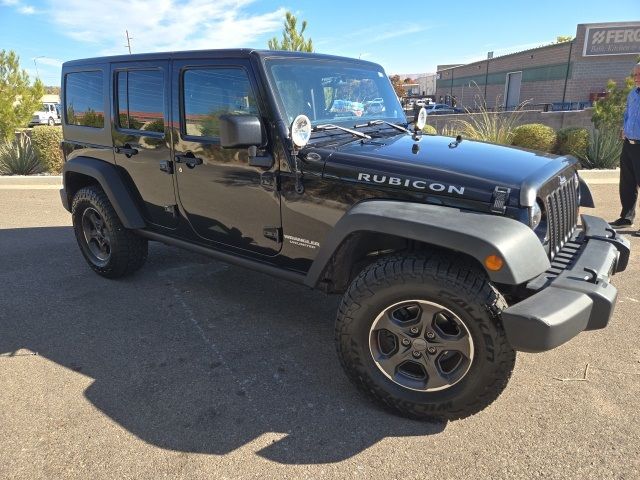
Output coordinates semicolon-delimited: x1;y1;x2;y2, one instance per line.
30;102;62;126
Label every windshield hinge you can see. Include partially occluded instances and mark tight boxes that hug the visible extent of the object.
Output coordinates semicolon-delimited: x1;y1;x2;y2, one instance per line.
491;186;511;214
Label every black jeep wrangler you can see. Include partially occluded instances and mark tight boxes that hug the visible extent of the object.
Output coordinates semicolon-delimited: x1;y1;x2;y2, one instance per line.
60;50;629;420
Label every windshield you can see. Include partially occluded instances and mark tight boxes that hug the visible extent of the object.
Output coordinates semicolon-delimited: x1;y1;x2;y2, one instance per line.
264;58;406;127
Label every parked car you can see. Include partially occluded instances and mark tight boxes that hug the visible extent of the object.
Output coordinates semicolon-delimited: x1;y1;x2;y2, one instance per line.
424;103;464;115
29;102;62;126
59;49;629;420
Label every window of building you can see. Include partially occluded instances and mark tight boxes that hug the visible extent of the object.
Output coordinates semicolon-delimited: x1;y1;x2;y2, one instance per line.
65;71;104;128
116;70;164;133
182;68;258;139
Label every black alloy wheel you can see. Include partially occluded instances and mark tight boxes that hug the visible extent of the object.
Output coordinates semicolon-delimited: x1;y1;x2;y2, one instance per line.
80;207;111;267
369;300;474;392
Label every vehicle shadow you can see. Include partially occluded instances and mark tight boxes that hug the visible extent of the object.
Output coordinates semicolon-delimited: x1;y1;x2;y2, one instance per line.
0;226;445;464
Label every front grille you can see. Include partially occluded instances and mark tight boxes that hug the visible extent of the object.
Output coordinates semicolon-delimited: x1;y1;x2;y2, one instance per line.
544;173;579;259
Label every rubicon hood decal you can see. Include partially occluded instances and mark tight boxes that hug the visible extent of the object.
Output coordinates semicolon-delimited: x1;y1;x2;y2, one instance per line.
357;172;465;195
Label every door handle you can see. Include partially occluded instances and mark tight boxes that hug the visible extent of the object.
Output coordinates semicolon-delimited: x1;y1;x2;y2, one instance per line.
175;153;203;168
115;144;139;157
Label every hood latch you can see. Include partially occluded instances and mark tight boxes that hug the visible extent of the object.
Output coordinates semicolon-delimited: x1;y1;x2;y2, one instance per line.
491;186;511;214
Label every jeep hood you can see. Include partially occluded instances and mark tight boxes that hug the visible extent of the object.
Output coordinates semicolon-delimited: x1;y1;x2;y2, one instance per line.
319;133;577;205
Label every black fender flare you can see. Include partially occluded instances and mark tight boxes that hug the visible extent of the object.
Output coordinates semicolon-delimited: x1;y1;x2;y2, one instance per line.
61;156;145;229
578;176;595;208
304;200;551;287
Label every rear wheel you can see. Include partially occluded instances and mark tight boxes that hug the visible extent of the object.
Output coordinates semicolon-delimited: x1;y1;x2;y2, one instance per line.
71;185;147;278
336;253;515;420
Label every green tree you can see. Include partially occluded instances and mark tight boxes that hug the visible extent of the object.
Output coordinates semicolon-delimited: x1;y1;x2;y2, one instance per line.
268;11;313;52
0;50;45;141
389;74;405;98
592;77;635;131
555;35;573;43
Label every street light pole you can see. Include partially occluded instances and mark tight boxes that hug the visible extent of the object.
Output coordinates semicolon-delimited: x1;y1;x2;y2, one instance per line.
33;56;44;79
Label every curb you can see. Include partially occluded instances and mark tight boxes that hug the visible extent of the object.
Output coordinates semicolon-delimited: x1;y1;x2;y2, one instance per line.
0;175;62;185
578;168;618;184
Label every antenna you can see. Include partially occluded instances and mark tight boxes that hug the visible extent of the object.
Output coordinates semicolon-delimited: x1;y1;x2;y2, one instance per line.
125;30;133;54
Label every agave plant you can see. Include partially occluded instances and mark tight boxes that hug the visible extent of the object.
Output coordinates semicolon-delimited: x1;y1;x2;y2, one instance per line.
0;134;44;175
582;128;622;169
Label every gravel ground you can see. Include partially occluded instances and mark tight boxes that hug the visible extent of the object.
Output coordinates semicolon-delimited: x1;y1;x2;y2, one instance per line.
0;184;639;480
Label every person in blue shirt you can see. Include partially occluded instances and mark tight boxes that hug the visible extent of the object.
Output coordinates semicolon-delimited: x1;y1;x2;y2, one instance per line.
610;62;640;234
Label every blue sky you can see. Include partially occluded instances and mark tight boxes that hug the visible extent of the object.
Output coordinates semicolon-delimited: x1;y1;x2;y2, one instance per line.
1;0;638;86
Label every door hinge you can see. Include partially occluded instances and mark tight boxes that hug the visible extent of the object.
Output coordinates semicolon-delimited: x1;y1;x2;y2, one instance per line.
491;186;511;214
159;160;173;174
260;172;280;191
164;205;178;218
263;227;282;243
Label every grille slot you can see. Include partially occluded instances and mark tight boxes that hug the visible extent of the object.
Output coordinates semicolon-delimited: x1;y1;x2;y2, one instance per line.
544;174;579;259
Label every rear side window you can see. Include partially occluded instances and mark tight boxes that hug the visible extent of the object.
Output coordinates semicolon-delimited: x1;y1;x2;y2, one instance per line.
116;70;164;133
65;71;104;128
182;68;258;139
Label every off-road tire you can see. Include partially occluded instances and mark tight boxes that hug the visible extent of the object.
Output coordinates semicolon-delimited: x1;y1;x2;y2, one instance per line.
71;185;148;278
336;253;516;420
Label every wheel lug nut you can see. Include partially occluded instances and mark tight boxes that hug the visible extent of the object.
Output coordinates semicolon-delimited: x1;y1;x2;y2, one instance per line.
428;347;437;354
426;331;435;339
401;338;410;346
412;351;421;358
410;327;419;334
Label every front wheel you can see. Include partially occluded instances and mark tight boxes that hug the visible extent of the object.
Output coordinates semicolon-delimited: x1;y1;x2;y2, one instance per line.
48;117;55;126
336;254;515;420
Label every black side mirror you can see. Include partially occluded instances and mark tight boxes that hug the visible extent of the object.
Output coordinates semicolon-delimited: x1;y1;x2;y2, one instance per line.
219;114;265;148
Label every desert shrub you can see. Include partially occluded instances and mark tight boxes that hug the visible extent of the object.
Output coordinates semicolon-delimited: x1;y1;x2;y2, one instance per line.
0;134;44;175
422;124;437;134
446;89;527;144
31;126;63;173
555;127;590;160
440;124;462;137
511;123;557;152
592;77;634;130
582;128;622;169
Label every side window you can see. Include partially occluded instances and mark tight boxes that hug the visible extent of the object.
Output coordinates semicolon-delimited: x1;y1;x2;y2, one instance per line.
116;70;164;133
182;68;258;139
65;71;104;128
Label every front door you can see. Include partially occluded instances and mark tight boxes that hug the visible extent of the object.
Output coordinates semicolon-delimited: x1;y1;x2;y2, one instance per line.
505;71;522;109
172;59;281;257
111;61;177;228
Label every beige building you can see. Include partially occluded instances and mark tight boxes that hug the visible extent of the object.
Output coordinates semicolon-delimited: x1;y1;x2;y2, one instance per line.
435;21;640;110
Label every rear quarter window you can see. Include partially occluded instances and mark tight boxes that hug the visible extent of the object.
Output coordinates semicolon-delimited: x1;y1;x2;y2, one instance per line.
65;71;105;128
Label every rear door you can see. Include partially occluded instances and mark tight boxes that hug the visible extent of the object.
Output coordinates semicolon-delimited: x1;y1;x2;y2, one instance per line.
110;61;177;228
505;71;522;109
171;58;282;257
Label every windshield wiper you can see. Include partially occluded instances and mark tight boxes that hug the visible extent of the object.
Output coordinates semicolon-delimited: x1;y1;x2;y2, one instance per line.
313;124;371;140
354;119;412;135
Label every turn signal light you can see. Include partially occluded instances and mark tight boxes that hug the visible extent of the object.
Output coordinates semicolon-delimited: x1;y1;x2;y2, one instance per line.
484;254;504;271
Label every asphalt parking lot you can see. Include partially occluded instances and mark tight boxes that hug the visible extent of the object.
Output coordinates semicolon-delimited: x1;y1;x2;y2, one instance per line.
1;180;639;479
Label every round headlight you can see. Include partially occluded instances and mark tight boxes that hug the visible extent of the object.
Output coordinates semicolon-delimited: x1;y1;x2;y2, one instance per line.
415;107;427;130
291;114;311;148
531;201;542;230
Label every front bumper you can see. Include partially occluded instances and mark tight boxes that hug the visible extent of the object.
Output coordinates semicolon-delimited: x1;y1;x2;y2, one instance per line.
501;215;630;352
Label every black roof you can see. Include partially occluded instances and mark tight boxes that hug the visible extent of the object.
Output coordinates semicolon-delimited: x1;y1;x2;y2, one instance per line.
62;49;382;69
